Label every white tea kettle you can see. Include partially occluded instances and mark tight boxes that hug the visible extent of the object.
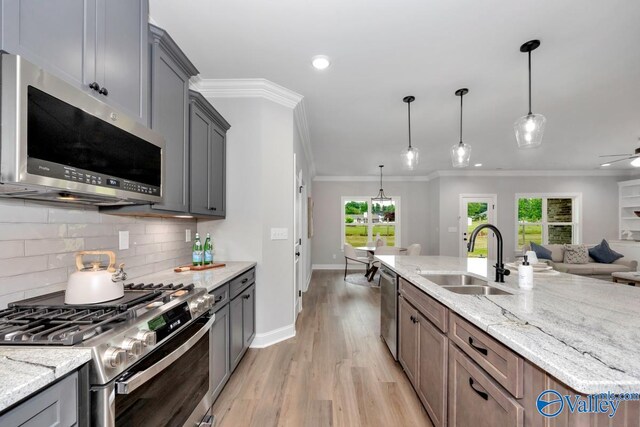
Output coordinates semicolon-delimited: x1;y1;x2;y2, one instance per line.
65;250;127;304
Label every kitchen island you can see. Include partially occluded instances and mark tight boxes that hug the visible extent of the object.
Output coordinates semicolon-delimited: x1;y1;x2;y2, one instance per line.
377;255;640;426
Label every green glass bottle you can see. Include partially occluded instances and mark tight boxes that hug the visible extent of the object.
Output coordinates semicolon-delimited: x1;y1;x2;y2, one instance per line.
192;233;203;266
204;233;213;265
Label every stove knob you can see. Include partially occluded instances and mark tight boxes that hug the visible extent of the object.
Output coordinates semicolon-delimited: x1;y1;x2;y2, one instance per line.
190;299;204;312
104;347;127;368
136;329;156;347
201;295;214;309
121;337;143;357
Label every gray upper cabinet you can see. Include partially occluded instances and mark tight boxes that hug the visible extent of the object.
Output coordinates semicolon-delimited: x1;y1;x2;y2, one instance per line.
189;91;230;218
149;25;198;214
0;0;149;124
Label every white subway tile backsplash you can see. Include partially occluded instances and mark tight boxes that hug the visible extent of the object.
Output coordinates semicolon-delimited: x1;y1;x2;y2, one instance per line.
0;199;196;308
0;224;67;240
0;241;25;259
25;238;84;256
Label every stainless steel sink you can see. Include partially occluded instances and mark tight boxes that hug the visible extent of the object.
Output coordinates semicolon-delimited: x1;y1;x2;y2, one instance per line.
421;274;488;287
442;285;513;295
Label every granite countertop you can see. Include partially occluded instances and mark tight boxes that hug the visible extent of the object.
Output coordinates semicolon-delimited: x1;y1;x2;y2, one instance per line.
131;261;257;293
0;261;256;414
376;255;640;394
0;348;91;413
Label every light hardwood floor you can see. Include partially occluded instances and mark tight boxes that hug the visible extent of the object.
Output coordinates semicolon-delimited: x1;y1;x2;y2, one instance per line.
212;270;432;427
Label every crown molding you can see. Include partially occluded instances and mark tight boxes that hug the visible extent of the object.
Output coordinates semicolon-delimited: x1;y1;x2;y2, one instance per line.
190;77;303;109
313;169;635;182
294;100;316;178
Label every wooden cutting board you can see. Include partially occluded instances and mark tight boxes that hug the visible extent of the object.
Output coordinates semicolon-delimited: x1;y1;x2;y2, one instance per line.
174;262;226;272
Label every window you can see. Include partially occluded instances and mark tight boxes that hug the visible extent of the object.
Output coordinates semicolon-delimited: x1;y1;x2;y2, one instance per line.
515;194;581;249
342;197;400;248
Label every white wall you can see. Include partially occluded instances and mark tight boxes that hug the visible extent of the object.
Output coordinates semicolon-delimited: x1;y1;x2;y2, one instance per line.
197;97;296;344
310;180;430;266
0;198;195;308
435;175;623;259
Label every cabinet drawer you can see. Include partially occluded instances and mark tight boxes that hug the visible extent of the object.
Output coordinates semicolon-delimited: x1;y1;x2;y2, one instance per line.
399;278;448;333
449;313;523;397
230;268;255;299
210;283;229;313
449;344;523;427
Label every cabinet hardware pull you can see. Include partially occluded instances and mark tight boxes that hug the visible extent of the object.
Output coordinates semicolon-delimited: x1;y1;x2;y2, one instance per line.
243;294;251;299
468;337;488;355
214;295;224;303
295;252;301;256
241;278;248;284
209;207;217;211
89;82;100;91
469;378;489;400
409;315;418;324
99;87;108;96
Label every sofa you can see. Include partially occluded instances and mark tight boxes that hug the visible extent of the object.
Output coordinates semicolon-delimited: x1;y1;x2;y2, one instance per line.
523;243;638;280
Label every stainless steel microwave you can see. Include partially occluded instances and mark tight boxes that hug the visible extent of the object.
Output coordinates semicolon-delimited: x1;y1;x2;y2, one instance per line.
0;53;165;205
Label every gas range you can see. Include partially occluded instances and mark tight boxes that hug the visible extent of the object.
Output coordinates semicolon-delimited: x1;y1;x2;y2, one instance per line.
0;282;215;385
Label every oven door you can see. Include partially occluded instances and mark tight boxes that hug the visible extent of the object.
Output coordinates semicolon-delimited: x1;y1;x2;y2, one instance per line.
108;314;214;427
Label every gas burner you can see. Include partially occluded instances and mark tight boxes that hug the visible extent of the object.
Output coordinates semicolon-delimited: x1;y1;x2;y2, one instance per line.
124;282;195;291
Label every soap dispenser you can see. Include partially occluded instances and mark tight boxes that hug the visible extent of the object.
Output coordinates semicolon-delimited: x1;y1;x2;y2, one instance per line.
518;255;533;290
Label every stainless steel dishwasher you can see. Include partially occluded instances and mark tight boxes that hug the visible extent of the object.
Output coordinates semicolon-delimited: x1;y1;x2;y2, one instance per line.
379;265;398;360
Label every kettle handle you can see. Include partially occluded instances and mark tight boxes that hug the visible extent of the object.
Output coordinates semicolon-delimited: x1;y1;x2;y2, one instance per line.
75;251;117;273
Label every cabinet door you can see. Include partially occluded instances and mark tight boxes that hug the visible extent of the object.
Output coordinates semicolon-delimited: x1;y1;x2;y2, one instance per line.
242;284;256;348
150;38;190;213
448;344;523;427
208;125;226;217
211;305;230;401
1;0;96;89
190;103;214;216
417;314;448;427
229;294;244;372
95;0;148;124
398;295;418;386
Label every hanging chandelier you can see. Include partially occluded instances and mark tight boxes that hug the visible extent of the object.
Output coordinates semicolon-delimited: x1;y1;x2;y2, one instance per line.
400;96;419;170
514;39;546;148
372;165;391;202
451;88;471;167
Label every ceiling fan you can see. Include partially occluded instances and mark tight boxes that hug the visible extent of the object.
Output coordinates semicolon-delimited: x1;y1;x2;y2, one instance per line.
599;139;640;167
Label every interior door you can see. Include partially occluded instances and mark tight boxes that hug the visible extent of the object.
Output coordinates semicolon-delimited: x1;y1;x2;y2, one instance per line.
459;196;497;259
294;168;303;317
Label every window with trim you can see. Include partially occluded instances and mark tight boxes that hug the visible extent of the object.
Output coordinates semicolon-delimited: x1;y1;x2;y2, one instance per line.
515;194;581;249
342;197;400;248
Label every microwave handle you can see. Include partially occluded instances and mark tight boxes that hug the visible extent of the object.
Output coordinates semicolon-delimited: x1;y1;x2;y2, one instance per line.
115;314;215;395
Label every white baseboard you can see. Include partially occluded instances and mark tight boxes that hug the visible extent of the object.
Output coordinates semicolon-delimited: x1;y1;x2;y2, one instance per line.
312;263;366;270
250;324;296;348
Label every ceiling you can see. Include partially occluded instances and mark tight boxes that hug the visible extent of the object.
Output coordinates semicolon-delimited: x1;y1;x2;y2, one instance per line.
150;0;640;176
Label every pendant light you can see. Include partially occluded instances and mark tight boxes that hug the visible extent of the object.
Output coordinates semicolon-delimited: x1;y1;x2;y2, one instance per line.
400;96;419;170
372;165;391;202
451;88;471;168
515;39;546;149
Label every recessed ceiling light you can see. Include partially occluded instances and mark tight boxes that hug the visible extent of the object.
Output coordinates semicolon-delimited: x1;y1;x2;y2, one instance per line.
600;163;611;167
311;55;331;70
474;163;482;167
631;158;640;167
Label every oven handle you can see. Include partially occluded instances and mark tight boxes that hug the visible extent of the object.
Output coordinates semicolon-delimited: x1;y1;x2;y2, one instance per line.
115;314;215;395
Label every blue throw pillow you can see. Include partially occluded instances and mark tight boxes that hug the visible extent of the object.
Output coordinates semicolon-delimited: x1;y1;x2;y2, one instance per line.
588;239;623;264
530;241;552;260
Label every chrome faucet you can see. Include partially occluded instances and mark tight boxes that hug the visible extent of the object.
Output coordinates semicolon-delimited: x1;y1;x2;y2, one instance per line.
467;223;510;283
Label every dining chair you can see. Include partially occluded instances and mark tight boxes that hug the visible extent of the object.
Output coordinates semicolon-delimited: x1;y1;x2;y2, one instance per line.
406;243;422;256
344;243;371;279
368;246;401;282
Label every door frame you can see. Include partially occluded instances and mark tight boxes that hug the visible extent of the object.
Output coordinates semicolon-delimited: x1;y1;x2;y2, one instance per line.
458;194;497;259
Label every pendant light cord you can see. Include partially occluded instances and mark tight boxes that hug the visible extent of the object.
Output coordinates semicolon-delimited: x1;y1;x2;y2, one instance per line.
459;92;464;144
528;50;532;115
407;101;412;149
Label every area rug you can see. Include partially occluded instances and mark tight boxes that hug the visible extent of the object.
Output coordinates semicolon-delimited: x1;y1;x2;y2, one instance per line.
345;272;380;287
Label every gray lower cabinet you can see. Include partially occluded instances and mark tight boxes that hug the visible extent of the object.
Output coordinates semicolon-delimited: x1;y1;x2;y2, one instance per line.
211;305;230;401
398;295;418;385
0;372;80;427
229;283;256;371
189;91;229;218
0;0;149;124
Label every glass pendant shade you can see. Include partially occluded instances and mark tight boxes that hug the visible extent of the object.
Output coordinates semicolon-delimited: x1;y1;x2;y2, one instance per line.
451;142;471;168
514;113;546;149
401;146;420;170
